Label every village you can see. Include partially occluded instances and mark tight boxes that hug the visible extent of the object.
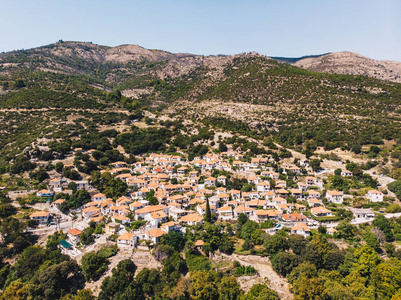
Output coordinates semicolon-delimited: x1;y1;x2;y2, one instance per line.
24;147;391;258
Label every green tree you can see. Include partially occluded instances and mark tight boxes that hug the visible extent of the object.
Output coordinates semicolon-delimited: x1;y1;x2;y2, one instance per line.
272;251;299;277
55;162;64;173
363;230;380;252
336;221;357;241
81;251;109;281
241;284;279;300
219;276;242;300
204;198;211;223
309;159;321;171
190;270;219;300
265;234;288;256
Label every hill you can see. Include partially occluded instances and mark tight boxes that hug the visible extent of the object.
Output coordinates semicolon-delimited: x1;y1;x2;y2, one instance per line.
294;51;401;83
0;41;401;163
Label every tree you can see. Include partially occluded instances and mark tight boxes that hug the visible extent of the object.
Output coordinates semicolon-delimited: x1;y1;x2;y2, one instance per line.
1;280;29;300
334;168;342;176
352;244;382;277
75;289;96;300
31;260;82;299
287;262;317;285
370;259;401;299
204;198;211;223
309;159;321;171
14;79;26;88
160;231;186;252
336;221;357;241
68;182;77;193
363;230;380;252
55;162;64;173
288;234;308;255
219;276;242;300
372;214;395;242
385;243;395;257
80;228;95;245
318;226;327;234
98;259;137;300
241;284;279;300
237;213;248;225
272;252;299;277
190;270;219;300
81;251;109;281
265;234;288;256
219;142;228;153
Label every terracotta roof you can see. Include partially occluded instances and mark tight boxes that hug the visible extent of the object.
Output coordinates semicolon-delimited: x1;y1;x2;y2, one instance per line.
117;233;136;241
180;213;203;223
291;223;311;232
146;228;167;238
195;240;204;246
30;211;50;218
68;228;82;236
327;190;343;196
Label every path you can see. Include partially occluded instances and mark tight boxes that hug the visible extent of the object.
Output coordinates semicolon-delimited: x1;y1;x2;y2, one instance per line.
219;253;293;300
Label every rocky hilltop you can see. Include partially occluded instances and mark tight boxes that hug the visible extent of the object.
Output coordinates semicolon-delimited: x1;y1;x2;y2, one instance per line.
295;51;401;83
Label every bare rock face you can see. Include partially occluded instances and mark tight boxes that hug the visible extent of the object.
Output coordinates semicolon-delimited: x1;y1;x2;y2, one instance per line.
295;51;401;83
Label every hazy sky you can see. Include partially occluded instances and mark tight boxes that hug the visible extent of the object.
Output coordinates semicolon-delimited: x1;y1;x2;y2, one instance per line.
0;0;400;61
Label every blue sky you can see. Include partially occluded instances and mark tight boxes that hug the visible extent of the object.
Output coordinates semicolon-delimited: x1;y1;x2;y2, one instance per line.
0;0;400;61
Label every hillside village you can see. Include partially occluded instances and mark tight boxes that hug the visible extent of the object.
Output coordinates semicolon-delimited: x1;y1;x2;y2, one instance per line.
24;147;390;256
1;40;401;299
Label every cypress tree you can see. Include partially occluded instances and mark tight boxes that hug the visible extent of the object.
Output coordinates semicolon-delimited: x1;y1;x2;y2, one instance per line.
205;197;211;223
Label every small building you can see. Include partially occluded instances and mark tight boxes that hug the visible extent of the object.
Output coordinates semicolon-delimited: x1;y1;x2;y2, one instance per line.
326;190;344;204
349;208;375;219
311;206;333;217
145;228;167;244
341;170;353;177
105;223;120;235
92;193;107;202
117;233;137;248
256;182;270;192
291;223;311;237
52;199;66;207
281;213;307;223
307;198;322;207
112;214;130;225
218;205;233;220
307;190;321;200
367;190;383;202
82;206;101;219
161;221;181;233
30;211;51;224
67;228;82;245
195;240;204;252
204;177;217;187
217;176;227;185
36;190;54;198
197;203;217;216
179;213;204;226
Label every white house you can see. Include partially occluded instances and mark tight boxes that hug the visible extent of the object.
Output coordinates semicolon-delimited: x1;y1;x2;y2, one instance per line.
30;211;51;224
326;190;344;204
36;190;54;198
92;193;106;202
256;182;270;192
179;213;203;225
117;233;137;248
291;223;311;237
367;190;383;202
67;228;82;245
145;228;167;244
311;206;333;217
